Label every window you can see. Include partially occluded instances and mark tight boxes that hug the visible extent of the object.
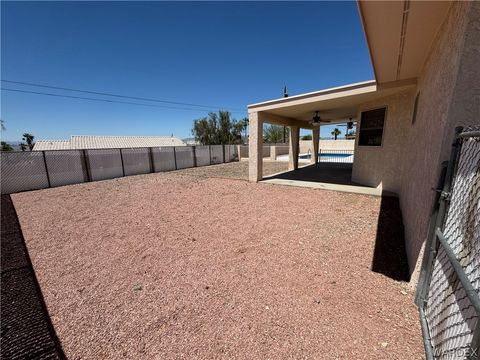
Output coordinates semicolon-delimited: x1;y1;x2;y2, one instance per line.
358;107;386;146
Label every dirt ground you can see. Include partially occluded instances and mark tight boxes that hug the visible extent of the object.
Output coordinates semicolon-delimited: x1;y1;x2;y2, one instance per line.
179;159;289;180
11;163;423;359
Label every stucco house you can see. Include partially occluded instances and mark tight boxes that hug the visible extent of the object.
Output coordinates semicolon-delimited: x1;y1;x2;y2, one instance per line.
247;1;479;282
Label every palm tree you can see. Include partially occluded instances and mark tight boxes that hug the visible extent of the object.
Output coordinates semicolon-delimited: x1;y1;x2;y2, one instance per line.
241;117;249;144
263;125;288;144
22;133;35;151
331;128;341;140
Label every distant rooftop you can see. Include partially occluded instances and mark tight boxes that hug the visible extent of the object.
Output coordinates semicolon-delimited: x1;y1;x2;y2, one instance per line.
33;135;185;151
32;140;71;151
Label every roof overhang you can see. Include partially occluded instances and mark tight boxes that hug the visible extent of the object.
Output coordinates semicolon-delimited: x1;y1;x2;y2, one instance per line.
247;1;451;123
357;1;452;83
248;79;416;124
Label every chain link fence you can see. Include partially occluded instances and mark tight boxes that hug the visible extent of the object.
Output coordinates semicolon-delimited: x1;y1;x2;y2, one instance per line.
209;145;224;164
0;144;238;195
416;126;480;360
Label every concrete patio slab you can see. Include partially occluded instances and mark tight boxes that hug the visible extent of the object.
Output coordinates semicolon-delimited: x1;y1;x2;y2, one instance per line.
261;162;395;197
261;177;385;196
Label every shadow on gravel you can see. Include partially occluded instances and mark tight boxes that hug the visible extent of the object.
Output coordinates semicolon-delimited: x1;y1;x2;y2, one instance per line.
371;196;411;282
1;194;65;359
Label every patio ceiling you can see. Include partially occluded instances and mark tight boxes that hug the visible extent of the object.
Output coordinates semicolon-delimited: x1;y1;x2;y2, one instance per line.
358;1;452;84
248;79;416;124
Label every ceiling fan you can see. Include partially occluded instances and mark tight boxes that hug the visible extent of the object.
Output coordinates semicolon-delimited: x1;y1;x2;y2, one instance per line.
309;111;331;126
309;111;321;126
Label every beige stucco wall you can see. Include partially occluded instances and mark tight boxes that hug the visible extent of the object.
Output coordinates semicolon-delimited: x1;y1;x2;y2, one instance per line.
352;2;479;280
300;139;354;154
399;1;480;280
239;145;275;159
270;145;289;160
352;89;416;193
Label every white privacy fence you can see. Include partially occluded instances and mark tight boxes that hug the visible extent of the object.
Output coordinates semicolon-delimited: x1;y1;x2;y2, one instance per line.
0;145;238;194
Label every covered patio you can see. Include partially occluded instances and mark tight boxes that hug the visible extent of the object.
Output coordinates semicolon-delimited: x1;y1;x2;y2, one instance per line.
247;79;416;195
261;163;387;197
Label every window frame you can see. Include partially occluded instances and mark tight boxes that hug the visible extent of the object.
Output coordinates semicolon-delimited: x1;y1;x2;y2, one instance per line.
357;106;388;147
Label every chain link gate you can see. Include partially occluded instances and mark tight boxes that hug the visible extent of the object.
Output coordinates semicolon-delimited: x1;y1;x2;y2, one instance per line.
416;126;480;359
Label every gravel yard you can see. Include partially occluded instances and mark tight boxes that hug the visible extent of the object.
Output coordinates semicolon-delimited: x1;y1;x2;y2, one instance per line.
179;160;289;180
11;163;423;359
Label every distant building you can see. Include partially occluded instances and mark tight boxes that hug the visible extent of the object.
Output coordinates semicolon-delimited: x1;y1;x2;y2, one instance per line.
32;140;70;151
33;135;185;151
182;137;199;145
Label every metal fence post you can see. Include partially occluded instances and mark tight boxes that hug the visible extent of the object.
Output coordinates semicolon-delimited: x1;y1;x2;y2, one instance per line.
417;128;463;308
148;147;155;173
222;144;225;163
209;145;212;165
119;149;126;176
192;146;197;167
42;151;51;188
173;147;177;170
82;149;92;182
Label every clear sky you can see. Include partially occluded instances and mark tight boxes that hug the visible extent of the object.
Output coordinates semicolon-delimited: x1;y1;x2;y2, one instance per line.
1;1;374;142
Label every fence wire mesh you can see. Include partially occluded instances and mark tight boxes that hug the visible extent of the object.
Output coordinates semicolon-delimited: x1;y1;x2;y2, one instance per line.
44;150;86;187
152;147;176;172
210;145;224;164
0;152;49;193
121;148;151;176
1;144;239;194
195;146;210;167
227;144;237;162
87;149;124;181
419;127;480;360
174;146;195;169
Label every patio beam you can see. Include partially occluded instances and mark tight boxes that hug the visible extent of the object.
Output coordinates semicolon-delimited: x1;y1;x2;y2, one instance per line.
312;127;319;164
248;112;263;182
258;112;313;129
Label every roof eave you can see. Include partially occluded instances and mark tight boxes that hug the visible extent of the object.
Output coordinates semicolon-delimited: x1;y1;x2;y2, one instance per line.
247;80;377;112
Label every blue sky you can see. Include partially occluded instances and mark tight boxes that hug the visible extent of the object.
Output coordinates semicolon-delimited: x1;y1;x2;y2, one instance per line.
1;1;373;142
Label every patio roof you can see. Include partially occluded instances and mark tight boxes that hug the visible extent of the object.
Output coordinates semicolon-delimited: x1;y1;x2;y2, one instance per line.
247;1;452;124
248;79;416;124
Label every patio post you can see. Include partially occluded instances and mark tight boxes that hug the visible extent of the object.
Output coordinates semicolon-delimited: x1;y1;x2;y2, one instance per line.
248;112;263;182
312;127;319;164
288;125;299;171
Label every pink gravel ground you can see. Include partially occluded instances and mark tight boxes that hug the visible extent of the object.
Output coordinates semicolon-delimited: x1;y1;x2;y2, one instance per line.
12;167;423;359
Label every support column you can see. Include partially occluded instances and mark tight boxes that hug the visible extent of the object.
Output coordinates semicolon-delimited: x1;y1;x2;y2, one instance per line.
288;125;299;171
248;112;263;182
270;145;277;161
312;127;319;164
